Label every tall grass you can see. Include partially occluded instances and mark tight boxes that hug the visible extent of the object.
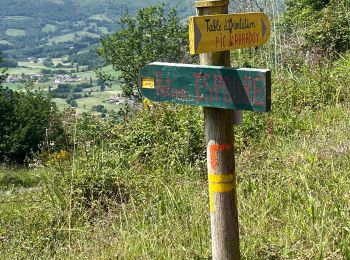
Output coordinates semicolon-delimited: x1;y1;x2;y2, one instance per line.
1;51;350;258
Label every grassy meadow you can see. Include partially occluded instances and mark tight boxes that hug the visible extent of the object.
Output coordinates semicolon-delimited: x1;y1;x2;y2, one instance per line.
0;106;348;259
1;2;349;258
48;31;100;44
5;28;26;37
0;52;349;258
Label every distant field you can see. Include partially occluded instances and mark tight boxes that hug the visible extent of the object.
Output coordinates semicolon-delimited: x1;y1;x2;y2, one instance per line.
88;14;112;22
48;31;100;44
18;61;46;69
52;98;70;109
100;65;121;78
7;66;41;75
3;16;30;21
53;86;123;114
42;24;57;33
73;65;120;80
51;56;70;65
5;29;26;37
5;59;123;115
7;61;50;75
75;89;123;112
0;40;13;46
97;27;109;34
77;43;100;53
2;83;24;91
75;20;86;26
3;82;50;92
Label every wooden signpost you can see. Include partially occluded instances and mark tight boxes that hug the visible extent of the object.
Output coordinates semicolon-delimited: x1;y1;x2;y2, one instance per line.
139;62;271;112
189;12;270;54
138;0;271;259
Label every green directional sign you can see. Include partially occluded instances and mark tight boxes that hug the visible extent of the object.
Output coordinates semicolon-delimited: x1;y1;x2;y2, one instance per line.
139;62;271;112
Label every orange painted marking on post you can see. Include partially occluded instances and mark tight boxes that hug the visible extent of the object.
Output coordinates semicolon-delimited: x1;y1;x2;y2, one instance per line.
209;144;231;170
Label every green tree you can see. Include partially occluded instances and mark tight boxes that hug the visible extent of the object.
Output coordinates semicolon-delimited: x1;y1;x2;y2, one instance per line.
97;77;105;91
98;5;188;99
283;0;350;56
70;100;78;108
43;57;54;67
0;52;8;85
1;58;18;68
0;81;64;163
285;0;330;13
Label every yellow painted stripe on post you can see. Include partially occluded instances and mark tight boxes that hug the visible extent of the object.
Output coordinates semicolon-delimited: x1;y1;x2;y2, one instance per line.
208;174;235;213
208;173;234;183
141;77;155;89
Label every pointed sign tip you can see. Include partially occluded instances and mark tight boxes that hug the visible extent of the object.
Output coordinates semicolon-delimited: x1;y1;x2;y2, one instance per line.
194;21;201;53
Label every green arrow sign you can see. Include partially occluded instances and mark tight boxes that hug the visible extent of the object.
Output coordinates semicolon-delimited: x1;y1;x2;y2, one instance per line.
138;62;271;112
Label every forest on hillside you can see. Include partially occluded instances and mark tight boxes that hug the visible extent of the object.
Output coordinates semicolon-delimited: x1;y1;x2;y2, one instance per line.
0;0;194;59
0;0;285;59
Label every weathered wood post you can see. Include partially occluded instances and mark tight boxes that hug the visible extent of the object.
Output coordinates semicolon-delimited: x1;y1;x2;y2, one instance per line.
195;0;240;259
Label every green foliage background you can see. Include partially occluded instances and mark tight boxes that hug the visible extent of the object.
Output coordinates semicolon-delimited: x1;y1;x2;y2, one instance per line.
98;5;188;98
283;0;350;56
0;82;64;163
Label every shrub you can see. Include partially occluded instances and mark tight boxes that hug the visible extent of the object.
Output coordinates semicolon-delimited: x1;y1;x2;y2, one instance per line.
282;0;350;60
0;82;64;163
98;5;188;98
0;52;8;85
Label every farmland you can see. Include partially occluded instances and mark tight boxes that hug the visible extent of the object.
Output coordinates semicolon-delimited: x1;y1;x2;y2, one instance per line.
3;58;124;115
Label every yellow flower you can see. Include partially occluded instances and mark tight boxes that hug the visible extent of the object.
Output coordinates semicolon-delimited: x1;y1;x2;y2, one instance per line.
57;150;69;160
143;98;153;110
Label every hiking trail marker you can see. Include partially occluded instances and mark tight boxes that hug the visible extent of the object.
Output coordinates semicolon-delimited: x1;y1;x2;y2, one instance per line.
189;12;270;54
138;1;271;259
139;62;271;112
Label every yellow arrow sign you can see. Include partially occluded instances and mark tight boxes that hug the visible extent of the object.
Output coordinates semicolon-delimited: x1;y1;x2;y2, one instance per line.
189;12;271;54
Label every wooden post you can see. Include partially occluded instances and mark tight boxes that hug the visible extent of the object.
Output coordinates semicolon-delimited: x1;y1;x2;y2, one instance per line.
195;0;240;259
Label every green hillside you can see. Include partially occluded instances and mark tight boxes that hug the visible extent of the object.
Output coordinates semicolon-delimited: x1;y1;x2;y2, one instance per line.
0;0;194;59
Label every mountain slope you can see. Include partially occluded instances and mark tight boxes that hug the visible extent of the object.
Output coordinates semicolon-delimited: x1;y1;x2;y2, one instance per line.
0;0;194;59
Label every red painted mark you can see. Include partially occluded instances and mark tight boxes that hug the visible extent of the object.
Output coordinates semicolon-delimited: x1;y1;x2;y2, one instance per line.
156;71;167;97
156;71;187;99
214;75;225;102
210;144;232;170
216;35;228;48
192;73;266;108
